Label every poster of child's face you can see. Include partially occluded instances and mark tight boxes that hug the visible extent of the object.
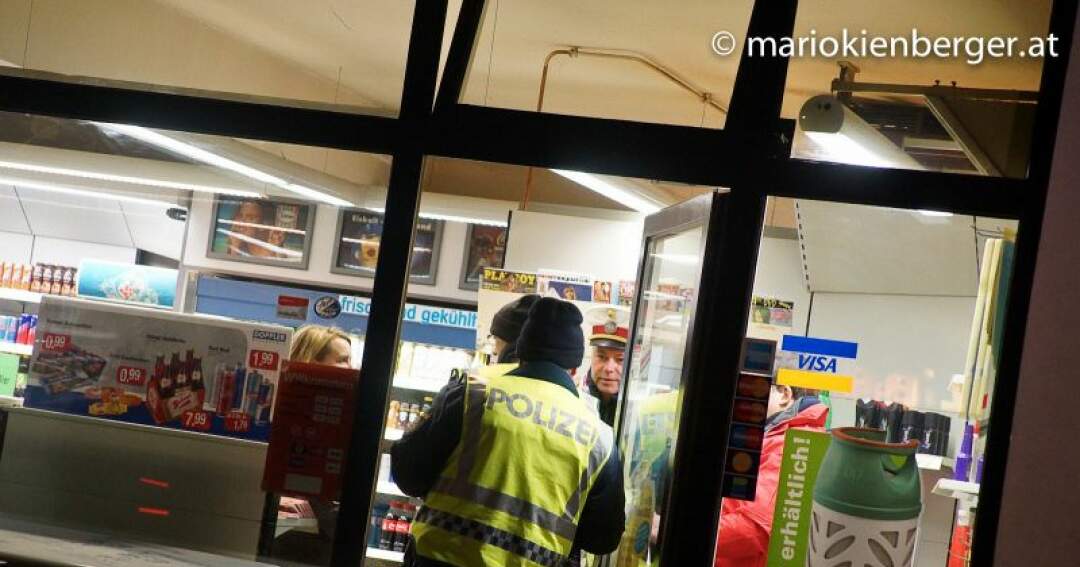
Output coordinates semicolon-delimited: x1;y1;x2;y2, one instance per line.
461;225;507;290
334;209;442;284
209;197;313;268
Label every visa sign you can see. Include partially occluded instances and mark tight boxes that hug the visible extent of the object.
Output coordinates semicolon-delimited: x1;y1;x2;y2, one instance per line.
777;335;858;393
797;354;838;373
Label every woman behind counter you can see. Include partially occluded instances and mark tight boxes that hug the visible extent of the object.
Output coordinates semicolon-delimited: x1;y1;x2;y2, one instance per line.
272;324;354;563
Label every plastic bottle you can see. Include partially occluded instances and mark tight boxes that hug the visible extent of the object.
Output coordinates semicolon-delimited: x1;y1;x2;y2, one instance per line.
387;400;401;429
393;503;412;552
379;502;400;550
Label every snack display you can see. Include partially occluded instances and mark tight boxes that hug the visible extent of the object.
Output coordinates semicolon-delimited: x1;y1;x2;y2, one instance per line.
25;296;291;441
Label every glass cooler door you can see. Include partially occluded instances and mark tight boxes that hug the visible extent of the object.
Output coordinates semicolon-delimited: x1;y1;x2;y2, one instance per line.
609;192;722;567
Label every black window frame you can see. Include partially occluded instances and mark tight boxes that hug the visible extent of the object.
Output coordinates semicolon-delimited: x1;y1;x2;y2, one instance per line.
0;1;1075;565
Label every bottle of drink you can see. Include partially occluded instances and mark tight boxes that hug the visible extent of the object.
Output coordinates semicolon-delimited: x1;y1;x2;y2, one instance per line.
29;264;43;293
421;397;433;419
379;502;400;550
387;400;400;429
39;265;52;294
393;504;412;552
397;403;410;430
19;264;32;291
49;267;62;295
191;358;204;391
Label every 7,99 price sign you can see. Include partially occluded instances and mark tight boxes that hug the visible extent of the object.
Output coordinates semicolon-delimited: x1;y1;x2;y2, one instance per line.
181;410;212;432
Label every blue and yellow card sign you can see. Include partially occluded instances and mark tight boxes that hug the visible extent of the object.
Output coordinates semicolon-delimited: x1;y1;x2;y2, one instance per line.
776;335;858;394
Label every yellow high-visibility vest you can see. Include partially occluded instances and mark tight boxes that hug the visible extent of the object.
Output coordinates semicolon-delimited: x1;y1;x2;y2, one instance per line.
411;372;614;566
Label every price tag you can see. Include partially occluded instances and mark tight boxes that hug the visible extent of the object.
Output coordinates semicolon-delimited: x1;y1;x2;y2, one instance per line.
117;366;147;387
225;412;252;433
181;410;212;432
248;350;280;371
42;333;71;353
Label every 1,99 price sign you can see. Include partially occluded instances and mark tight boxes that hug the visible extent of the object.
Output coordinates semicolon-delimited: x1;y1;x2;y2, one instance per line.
225;412;252;433
249;350;280;371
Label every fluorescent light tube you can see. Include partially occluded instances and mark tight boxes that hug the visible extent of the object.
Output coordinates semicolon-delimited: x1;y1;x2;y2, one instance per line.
98;123;354;207
0;159;261;198
367;207;508;227
550;169;662;214
918;210;954;218
0;175;176;207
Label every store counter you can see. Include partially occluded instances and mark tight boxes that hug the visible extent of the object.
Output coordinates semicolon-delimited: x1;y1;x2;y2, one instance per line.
0;514;274;566
0;407;269;561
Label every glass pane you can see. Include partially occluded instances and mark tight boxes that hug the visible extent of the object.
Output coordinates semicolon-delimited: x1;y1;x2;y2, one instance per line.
1;0;414;114
462;1;755;128
375;156;713;565
713;197;1017;566
785;0;1055;177
611;223;705;565
0;110;392;566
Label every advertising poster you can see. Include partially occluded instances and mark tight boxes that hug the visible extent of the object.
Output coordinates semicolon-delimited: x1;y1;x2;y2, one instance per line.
263;361;358;500
751;296;795;328
766;429;831;567
592;280;614;304
618;280;637;307
480;268;537;293
543;280;593;302
209;196;314;269
0;353;19;397
334;209;442;284
76;260;178;308
25;296;292;441
461;224;508;290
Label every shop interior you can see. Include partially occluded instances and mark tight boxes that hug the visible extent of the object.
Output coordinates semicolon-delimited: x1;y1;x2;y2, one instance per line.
0;1;1053;566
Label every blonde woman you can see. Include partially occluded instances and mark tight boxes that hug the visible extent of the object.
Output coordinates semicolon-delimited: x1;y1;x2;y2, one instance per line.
274;325;354;563
289;325;353;368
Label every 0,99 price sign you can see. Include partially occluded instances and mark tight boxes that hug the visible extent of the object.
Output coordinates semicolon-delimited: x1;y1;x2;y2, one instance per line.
249;350;280;371
42;333;71;353
116;366;147;387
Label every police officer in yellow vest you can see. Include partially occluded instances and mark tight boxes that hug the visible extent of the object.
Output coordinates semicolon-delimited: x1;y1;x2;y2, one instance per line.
392;297;625;567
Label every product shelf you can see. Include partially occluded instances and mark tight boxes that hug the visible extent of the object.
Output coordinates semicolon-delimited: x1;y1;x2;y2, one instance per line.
392;376;446;393
0;342;33;356
377;481;406;497
0;288;43;304
932;478;980;508
366;547;405;563
915;453;955;471
275;517;319;538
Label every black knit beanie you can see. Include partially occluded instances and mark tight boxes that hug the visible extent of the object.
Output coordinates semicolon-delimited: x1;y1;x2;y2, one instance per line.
490;294;540;343
516;297;585;369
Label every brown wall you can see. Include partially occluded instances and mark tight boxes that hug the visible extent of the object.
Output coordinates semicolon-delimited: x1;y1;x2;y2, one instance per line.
994;8;1080;566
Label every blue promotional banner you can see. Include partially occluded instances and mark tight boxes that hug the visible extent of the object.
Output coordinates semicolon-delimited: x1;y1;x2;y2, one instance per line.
77;260;178;308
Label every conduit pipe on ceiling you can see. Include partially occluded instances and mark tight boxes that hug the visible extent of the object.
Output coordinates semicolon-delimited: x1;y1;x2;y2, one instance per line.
521;46;727;209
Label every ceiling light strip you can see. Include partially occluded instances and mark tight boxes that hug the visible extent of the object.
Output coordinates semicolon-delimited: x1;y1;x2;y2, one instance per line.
550;169;661;214
0;175;176;208
0;159;261;198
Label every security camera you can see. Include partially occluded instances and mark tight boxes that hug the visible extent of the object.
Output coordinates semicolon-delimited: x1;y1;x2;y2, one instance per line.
166;207;188;222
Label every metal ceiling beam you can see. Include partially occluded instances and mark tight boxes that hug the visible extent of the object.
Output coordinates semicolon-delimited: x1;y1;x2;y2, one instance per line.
924;95;1003;176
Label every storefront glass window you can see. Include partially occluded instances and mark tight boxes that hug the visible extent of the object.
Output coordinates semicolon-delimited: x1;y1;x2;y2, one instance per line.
0;111;391;566
377;156;714;565
785;0;1052;177
460;1;754;128
0;0;415;115
712;197;1017;566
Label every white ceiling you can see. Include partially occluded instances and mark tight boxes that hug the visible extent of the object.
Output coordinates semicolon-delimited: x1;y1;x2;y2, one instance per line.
796;200;996;296
0;183;186;259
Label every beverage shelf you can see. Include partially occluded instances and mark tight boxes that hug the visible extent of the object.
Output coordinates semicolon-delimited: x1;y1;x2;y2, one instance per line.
915;453;955;471
0;288;43;304
377;481;406;497
932;478;980;508
392;376;445;393
366;547;404;563
0;342;32;356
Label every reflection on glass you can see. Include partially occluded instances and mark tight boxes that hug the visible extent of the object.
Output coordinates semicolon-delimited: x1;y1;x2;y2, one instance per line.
613;226;703;566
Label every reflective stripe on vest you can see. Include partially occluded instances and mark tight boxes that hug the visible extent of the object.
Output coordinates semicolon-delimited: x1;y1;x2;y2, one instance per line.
412;373;614;567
